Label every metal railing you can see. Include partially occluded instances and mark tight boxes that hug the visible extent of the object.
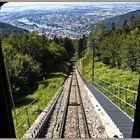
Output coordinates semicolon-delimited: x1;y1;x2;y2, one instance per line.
92;77;137;119
77;62;137;119
13;91;52;138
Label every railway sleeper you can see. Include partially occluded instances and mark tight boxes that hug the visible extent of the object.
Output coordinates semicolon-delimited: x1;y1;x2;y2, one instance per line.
69;102;80;106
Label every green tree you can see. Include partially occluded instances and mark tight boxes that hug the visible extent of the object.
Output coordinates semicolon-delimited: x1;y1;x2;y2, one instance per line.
64;37;75;57
122;20;130;33
7;53;40;96
78;35;87;58
112;22;116;31
120;29;140;72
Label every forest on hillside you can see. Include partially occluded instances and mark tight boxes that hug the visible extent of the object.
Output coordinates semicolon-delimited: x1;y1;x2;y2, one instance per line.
0;22;29;36
78;15;140;73
2;32;75;99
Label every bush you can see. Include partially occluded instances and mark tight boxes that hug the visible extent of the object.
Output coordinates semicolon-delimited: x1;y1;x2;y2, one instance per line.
7;53;41;96
82;57;139;91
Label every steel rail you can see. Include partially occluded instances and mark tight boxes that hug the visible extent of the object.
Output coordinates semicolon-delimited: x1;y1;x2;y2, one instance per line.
74;75;81;137
75;71;91;138
36;86;64;137
59;73;73;138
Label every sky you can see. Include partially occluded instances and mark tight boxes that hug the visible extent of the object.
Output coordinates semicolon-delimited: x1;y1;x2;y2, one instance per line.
1;2;140;12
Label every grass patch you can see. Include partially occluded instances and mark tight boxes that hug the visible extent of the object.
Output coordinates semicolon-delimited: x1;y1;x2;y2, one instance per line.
81;57;139;91
78;56;139;118
12;72;66;138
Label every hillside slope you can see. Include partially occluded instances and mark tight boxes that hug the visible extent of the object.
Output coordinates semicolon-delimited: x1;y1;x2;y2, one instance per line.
0;22;29;36
104;10;140;29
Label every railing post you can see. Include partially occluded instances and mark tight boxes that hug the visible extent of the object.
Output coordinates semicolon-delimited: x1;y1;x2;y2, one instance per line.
114;84;117;103
117;86;119;96
134;92;136;106
132;79;140;138
113;84;116;102
125;89;127;112
115;85;116;95
44;92;46;103
44;91;48;108
15;113;18;128
109;83;111;99
38;99;41;114
118;87;121;108
25;108;30;129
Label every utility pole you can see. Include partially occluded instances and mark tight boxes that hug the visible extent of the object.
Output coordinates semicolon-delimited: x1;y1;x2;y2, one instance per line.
132;79;140;138
92;44;94;84
82;50;84;76
0;3;16;137
89;32;94;85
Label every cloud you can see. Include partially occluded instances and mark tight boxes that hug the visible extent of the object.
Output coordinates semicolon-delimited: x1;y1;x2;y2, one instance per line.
1;2;140;12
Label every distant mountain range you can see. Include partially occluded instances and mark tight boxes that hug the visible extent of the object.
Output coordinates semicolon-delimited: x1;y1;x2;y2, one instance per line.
0;22;29;36
104;10;140;30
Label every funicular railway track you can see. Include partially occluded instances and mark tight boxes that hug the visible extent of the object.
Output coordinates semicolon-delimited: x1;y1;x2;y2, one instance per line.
59;66;91;138
24;62;110;138
38;64;91;138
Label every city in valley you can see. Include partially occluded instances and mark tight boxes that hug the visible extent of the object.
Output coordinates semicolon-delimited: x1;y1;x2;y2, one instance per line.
1;2;140;39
